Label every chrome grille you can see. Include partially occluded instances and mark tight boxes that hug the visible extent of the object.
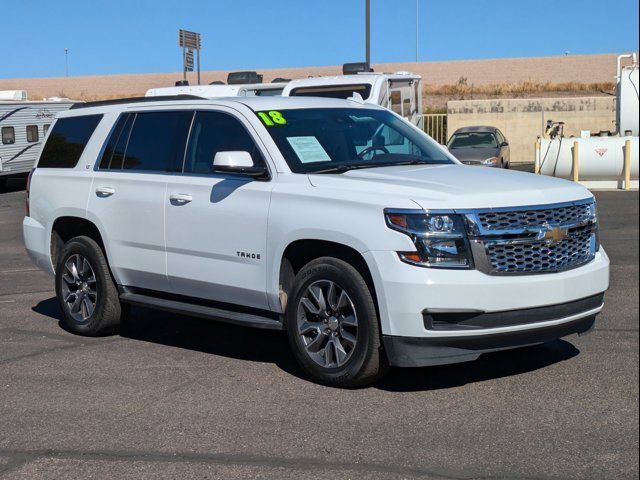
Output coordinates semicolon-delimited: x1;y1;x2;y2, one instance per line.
478;203;593;231
468;199;598;275
486;230;594;274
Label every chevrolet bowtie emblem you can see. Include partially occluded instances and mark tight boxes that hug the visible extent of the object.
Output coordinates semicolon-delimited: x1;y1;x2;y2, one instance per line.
543;227;569;242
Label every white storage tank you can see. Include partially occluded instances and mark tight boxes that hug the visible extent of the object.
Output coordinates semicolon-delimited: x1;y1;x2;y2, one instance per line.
617;57;639;136
538;136;638;187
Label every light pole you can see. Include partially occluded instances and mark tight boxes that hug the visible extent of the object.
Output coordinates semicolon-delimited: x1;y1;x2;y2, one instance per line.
64;48;69;77
416;0;419;62
365;0;371;67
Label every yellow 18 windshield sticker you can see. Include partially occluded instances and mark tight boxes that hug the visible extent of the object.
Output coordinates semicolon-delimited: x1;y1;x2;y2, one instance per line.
257;111;287;126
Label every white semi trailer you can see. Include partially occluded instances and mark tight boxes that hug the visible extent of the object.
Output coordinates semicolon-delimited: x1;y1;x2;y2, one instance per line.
536;53;639;189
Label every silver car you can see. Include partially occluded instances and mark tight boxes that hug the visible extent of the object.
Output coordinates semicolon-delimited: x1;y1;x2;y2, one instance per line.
447;126;510;168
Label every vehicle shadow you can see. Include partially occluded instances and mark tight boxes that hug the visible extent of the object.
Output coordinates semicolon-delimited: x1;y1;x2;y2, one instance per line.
375;341;579;392
32;297;580;391
0;176;27;194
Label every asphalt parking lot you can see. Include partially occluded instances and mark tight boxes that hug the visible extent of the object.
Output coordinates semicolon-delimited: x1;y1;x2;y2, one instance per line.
0;177;638;480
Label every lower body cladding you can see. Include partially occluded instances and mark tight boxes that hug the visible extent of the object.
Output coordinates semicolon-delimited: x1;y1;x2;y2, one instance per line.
363;249;610;367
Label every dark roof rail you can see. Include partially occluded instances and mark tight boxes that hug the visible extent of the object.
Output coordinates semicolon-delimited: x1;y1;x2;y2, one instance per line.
69;95;204;110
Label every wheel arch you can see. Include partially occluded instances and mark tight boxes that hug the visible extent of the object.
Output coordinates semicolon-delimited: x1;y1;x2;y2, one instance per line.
276;238;379;316
50;216;108;273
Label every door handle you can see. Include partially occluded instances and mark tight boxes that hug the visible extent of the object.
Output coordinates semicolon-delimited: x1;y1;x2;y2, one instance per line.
169;193;193;205
96;187;115;197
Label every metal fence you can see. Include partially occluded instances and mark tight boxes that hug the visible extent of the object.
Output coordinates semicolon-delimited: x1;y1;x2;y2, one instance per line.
422;114;448;145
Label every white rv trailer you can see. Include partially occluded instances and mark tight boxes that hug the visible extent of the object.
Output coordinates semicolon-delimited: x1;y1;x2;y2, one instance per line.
282;71;424;129
145;82;289;99
0;90;75;186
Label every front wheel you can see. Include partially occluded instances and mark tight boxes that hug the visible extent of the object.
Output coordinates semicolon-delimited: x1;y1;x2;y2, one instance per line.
285;257;388;387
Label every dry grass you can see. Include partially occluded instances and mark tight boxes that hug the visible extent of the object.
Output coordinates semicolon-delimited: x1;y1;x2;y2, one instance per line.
425;79;615;98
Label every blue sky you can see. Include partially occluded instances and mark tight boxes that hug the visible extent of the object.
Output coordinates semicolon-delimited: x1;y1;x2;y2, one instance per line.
2;0;638;78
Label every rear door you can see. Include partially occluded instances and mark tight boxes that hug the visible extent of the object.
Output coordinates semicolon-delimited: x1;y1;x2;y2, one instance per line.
164;108;273;309
87;110;192;291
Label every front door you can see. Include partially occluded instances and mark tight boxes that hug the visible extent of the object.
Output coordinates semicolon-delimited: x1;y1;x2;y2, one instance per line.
165;109;273;310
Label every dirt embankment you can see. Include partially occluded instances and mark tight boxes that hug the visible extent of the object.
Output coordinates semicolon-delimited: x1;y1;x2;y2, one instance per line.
0;53;622;110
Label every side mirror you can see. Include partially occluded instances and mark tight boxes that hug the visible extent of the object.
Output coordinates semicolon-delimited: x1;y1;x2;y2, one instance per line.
213;151;267;178
501;141;509;147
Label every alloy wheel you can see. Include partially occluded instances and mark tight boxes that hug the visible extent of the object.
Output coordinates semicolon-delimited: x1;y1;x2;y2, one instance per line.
60;254;98;323
296;280;358;368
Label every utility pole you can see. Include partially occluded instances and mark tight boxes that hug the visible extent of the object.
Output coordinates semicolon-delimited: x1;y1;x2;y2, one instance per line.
64;48;69;77
365;0;371;67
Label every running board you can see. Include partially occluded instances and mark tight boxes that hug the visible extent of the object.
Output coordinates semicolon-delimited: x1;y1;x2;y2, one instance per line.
119;292;284;331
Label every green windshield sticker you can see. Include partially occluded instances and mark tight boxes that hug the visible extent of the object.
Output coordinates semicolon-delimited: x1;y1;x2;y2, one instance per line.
257;111;287;126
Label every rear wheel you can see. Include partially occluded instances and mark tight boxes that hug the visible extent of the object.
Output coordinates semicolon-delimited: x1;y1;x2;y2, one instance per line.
55;236;123;336
285;257;388;388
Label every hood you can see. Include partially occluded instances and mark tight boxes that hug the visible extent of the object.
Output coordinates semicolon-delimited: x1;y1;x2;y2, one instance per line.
449;147;499;163
308;164;592;210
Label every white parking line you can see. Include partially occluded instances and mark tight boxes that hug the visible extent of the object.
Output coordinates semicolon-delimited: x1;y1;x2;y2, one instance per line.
0;267;39;274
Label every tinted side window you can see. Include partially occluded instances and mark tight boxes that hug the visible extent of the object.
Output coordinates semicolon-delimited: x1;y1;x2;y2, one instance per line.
99;113;134;170
123;111;192;172
38;115;103;168
2;126;15;145
184;111;263;174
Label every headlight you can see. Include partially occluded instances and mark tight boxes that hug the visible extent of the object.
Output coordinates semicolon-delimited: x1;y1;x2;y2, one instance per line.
384;210;474;269
482;157;500;166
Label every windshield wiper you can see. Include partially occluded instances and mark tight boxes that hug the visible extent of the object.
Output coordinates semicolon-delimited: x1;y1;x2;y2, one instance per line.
311;159;442;174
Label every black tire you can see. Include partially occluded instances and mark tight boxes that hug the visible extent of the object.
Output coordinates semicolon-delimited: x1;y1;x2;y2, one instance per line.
55;236;122;336
285;257;388;388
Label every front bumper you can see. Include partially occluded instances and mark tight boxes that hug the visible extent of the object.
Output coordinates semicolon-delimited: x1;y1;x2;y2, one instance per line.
383;309;598;367
363;248;609;366
364;249;609;338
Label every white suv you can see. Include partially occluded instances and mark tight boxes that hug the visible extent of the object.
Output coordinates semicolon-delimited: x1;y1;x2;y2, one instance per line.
23;96;610;387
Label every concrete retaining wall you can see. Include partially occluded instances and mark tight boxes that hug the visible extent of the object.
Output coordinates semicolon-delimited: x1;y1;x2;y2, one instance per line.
447;97;616;163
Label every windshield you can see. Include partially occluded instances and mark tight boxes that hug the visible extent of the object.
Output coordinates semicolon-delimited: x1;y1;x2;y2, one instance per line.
448;132;498;149
255;108;453;174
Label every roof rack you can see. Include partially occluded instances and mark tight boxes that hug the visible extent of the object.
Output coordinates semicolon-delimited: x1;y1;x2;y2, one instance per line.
69;95;204;110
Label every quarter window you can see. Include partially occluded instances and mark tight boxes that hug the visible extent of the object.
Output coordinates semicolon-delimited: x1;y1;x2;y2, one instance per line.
26;125;39;143
184;111;264;174
1;126;15;145
122;111;193;172
38;115;103;168
43;124;50;136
